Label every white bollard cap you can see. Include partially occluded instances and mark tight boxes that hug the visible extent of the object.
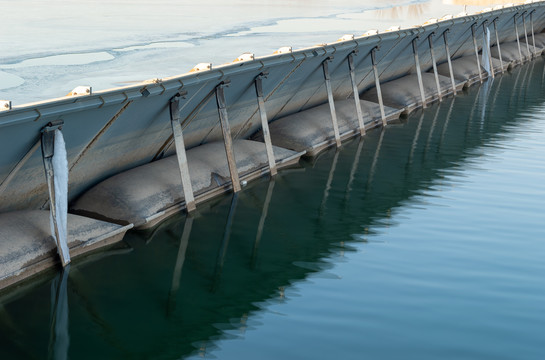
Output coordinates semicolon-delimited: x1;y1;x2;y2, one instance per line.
67;86;91;96
190;63;212;72
0;100;11;111
274;46;292;54
234;52;255;62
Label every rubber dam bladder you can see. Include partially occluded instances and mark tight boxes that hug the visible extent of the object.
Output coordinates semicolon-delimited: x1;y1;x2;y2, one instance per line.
1;2;545;290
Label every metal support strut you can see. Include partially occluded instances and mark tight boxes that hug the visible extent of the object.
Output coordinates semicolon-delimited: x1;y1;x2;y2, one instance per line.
254;72;277;176
428;33;442;102
412;38;427;109
493;19;504;74
514;14;524;63
471;24;484;84
443;30;457;95
348;51;366;136
322;57;341;148
522;12;530;59
371;47;387;126
170;92;196;212
215;82;241;193
530;10;536;57
41;121;70;267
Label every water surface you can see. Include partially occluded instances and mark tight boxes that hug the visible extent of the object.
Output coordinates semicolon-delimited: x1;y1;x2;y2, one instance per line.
1;55;544;359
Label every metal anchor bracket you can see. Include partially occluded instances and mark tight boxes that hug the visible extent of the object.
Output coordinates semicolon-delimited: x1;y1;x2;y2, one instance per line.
322;57;341;148
170;91;196;212
443;29;457;95
412;37;428;109
428;32;443;102
371;47;387;126
348;51;366;136
514;14;524;63
471;24;484;84
492;18;505;74
254;72;277;176
215;82;241;193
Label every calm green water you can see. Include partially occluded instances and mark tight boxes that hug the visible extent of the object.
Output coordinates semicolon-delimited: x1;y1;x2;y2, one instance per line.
2;59;545;359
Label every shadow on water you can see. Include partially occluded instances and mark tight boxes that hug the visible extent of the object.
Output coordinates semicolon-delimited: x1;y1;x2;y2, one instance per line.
1;58;545;359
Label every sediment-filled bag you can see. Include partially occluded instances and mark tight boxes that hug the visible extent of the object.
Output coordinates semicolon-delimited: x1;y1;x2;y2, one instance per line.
261;99;402;156
490;41;539;63
0;210;130;288
361;73;461;114
522;33;545;49
436;55;503;86
71;140;300;228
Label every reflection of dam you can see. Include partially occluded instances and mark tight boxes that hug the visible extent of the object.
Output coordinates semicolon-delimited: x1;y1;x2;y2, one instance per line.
1;57;543;358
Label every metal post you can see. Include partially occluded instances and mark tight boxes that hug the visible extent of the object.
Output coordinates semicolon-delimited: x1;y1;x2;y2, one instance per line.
412;38;428;109
428;33;443;102
471;24;484;84
371;47;387;126
322;57;341;148
493;19;505;74
530;11;536;56
170;93;196;212
215;82;241;193
483;22;495;79
514;14;523;63
522;12;530;59
443;30;457;95
348;51;366;136
41;122;70;267
254;73;277;176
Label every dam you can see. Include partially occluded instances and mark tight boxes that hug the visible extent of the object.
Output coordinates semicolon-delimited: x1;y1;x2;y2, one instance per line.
1;2;545;288
0;1;545;357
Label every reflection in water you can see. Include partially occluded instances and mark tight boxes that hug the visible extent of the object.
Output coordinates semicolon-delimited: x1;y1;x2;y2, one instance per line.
0;58;544;359
48;265;70;360
251;179;275;269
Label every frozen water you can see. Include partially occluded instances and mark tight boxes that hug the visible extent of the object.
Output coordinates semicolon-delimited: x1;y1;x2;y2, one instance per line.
0;0;496;106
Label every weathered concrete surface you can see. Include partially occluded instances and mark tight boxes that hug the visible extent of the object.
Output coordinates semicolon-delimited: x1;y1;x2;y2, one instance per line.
0;210;132;290
261;99;402;156
71;139;301;228
361;73;464;115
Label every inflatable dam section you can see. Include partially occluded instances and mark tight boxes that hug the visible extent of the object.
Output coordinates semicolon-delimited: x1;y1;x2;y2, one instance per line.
1;2;545;289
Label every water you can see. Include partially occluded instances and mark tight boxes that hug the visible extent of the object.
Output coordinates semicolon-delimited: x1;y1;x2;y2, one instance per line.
0;0;502;105
1;54;544;358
